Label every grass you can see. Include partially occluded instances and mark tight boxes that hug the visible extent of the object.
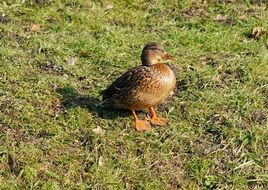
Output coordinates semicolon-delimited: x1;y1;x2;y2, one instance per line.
0;0;268;189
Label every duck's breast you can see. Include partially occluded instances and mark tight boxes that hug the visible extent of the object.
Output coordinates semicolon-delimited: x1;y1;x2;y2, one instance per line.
132;64;176;109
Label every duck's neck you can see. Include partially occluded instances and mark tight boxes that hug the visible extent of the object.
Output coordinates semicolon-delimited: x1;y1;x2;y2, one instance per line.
142;59;159;66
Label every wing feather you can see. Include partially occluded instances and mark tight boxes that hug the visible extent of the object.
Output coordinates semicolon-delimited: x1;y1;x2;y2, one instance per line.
101;66;149;100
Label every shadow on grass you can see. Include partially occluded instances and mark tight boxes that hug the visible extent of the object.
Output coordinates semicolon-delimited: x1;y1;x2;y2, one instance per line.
56;87;130;119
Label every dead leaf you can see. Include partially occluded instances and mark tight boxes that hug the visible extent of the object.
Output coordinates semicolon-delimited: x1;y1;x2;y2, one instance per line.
215;14;233;26
92;126;105;136
63;74;69;78
79;52;90;58
98;156;104;166
30;24;41;32
0;14;10;23
66;57;77;66
250;26;263;39
215;14;228;21
238;15;248;22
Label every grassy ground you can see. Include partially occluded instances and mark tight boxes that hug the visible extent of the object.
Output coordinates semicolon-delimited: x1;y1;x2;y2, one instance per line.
0;0;268;189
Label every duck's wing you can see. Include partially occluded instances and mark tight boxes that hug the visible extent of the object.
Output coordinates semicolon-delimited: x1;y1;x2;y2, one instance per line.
101;66;149;100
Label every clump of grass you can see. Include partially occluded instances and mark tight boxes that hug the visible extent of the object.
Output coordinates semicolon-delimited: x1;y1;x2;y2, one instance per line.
0;0;267;189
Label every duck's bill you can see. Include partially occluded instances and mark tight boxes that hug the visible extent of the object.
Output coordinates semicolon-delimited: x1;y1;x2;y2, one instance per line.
162;54;176;61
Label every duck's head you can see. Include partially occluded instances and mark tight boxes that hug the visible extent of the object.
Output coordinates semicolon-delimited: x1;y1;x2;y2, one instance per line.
141;42;176;66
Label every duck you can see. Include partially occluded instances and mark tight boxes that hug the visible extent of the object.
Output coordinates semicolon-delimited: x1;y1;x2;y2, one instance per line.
99;42;176;131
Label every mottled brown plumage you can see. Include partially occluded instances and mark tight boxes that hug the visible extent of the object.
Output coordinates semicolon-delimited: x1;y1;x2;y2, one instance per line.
100;43;176;131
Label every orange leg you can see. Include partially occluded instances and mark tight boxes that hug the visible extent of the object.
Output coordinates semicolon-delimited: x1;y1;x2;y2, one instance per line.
131;109;151;131
149;107;168;126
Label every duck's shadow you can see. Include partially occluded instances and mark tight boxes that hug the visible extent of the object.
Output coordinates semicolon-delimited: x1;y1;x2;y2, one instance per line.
56;87;130;119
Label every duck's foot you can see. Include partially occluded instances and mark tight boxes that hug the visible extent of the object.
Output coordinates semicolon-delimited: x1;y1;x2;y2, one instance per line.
149;107;168;126
134;120;152;131
150;117;168;126
131;109;151;132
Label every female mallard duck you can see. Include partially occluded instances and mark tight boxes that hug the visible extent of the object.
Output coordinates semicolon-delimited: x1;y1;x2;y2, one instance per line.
99;43;176;131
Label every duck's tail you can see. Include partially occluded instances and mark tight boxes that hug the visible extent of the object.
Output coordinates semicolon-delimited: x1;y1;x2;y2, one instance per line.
95;99;110;108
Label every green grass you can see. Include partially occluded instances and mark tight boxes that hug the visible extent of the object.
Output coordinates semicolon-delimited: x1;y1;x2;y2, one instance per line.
0;0;268;189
